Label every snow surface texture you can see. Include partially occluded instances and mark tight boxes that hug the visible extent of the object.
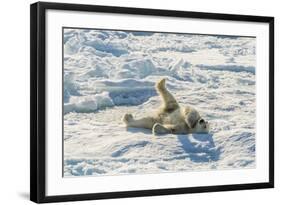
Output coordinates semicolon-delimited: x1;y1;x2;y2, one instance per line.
63;28;256;177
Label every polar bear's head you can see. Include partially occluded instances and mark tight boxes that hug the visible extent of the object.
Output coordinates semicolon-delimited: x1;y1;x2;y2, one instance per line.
183;107;209;133
192;118;210;133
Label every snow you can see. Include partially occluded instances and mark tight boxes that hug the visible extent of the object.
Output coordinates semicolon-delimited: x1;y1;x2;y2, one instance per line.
63;28;256;177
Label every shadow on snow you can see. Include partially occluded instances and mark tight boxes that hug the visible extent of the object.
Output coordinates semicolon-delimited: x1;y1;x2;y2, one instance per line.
126;127;221;163
177;133;221;163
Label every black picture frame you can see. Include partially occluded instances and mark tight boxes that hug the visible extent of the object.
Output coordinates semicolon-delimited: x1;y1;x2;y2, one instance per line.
30;1;274;203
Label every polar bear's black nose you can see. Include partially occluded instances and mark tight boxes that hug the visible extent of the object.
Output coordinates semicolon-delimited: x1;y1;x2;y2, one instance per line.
199;119;205;124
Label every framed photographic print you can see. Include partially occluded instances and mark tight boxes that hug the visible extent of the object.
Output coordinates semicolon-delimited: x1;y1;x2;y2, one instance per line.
30;1;274;203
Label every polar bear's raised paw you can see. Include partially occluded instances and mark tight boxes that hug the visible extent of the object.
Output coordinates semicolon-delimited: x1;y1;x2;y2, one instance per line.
156;78;166;91
122;113;133;125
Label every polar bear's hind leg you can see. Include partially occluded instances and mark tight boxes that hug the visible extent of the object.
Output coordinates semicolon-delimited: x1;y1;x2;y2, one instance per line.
122;114;156;129
122;113;134;124
156;78;179;112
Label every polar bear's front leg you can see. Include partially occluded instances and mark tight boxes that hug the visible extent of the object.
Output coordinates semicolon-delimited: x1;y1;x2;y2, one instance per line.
152;123;171;135
152;124;187;135
122;114;156;129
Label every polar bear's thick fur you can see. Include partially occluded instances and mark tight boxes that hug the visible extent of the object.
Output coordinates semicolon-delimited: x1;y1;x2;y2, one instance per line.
122;78;209;135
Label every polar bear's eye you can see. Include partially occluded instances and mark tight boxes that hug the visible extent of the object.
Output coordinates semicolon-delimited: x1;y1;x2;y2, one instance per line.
199;119;205;124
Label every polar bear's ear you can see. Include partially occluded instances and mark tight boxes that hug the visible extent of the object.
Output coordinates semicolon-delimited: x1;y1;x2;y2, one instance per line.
185;110;200;128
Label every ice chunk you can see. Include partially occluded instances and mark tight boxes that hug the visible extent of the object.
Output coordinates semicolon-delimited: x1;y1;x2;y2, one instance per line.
64;36;81;55
64;73;80;103
83;39;128;57
116;59;157;79
64;92;114;114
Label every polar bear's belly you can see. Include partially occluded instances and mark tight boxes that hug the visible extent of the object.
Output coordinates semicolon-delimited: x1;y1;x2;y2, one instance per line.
156;109;185;125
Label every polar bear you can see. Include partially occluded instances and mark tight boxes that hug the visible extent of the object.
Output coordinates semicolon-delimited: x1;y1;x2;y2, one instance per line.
122;78;209;135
